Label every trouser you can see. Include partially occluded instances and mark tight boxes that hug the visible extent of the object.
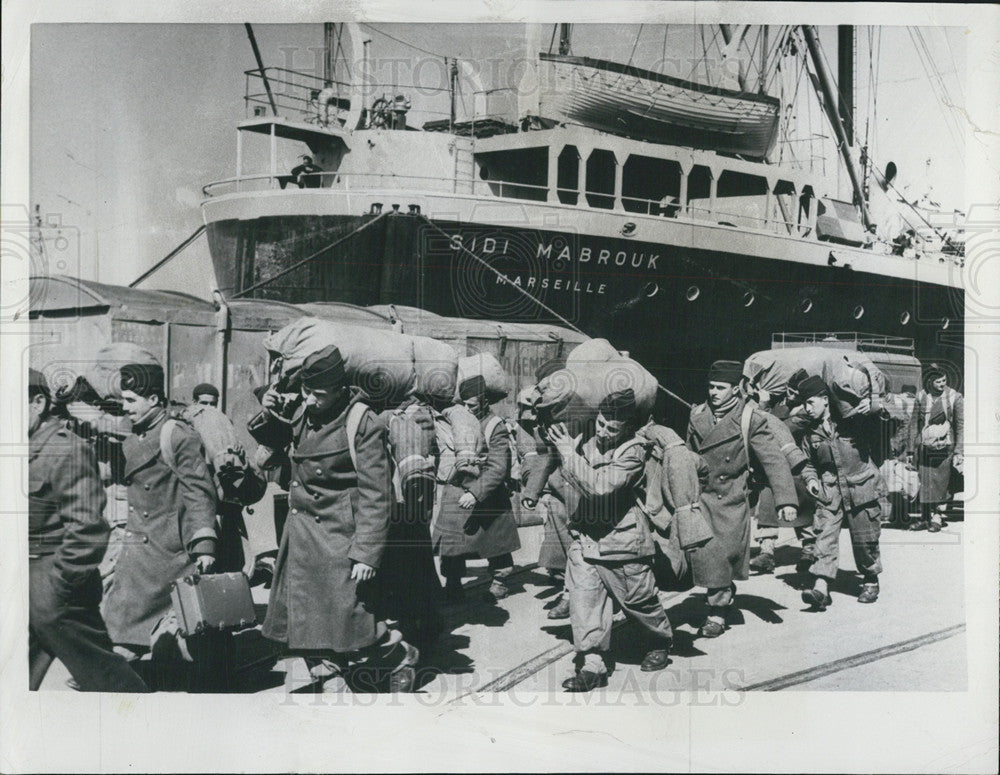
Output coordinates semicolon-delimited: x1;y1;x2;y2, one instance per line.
440;552;513;582
811;504;883;582
565;541;673;674
754;524;817;555
29;555;149;692
303;626;416;690
381;479;441;631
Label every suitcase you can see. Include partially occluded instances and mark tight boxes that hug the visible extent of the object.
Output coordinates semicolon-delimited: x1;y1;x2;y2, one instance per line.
170;571;257;636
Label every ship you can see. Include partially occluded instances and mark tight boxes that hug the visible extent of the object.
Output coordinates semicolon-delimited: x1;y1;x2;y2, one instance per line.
178;22;963;421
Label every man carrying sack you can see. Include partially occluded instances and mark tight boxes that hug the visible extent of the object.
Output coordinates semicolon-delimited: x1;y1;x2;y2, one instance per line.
249;345;419;693
548;388;674;692
686;360;797;639
434;374;521;604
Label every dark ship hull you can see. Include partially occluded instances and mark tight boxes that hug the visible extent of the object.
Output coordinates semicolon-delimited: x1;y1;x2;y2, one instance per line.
206;211;964;417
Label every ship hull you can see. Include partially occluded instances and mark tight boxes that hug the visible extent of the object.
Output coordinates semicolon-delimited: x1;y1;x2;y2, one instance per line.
206;209;963;419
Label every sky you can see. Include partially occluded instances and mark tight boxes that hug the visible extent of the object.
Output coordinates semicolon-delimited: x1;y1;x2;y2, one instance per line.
30;22;968;284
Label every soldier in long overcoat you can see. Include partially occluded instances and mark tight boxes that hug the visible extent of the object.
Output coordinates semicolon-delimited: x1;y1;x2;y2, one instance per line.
907;365;964;532
27;369;149;692
102;363;218;653
434;375;521;602
249;346;418;692
686;361;797;638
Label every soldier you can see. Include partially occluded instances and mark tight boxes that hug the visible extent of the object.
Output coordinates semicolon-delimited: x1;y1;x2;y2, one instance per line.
249;345;418;693
548;389;673;692
520;357;574;619
796;375;885;608
102;362;219;663
434;375;521;603
744;376;817;577
687;360;797;638
192;383;220;407
379;394;443;650
907;366;964;532
28;368;148;692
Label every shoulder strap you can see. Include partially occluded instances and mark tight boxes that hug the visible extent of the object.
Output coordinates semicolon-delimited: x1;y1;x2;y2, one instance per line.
740;403;754;467
483;415;504;449
613;437;648;461
346;401;370;470
159;419;181;477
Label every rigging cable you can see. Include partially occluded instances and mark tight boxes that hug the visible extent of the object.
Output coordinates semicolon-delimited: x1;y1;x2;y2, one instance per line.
359;23;452;59
907;27;964;149
627;24;644;67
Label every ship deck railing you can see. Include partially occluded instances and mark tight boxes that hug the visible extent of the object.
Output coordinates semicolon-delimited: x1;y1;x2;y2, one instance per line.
772;331;918;356
245;67;355;125
202;171;813;237
245;67;460;128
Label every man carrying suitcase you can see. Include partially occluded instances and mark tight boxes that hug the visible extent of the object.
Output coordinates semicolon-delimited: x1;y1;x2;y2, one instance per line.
101;361;221;688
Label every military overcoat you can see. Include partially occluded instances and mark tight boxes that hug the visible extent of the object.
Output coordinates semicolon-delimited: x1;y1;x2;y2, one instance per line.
103;412;218;647
686;400;796;589
252;390;393;653
434;412;520;560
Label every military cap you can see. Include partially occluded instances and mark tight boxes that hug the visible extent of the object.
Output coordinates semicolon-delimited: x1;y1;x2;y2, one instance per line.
597;388;637;423
192;382;220;400
535;355;567;383
458;374;488;401
923;364;946;386
796;374;828;400
707;360;743;385
300;345;346;389
120;363;165;397
28;368;51;399
788;368;809;391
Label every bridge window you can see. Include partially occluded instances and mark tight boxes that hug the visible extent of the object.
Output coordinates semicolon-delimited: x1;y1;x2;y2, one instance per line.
474;147;548;201
715;170;769;228
622;156;682;215
585;149;616;210
686;166;713;219
557;146;580;205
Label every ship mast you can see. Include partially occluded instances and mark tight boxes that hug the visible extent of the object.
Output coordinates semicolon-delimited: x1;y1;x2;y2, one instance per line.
801;25;872;229
558;24;572;55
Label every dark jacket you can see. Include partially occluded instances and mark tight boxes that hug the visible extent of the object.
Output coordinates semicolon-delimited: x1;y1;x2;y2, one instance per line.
686;399;796;588
29;416;109;581
559;434;654;562
251;390;393;652
434;410;520;560
754;407;815;529
103;411;218;647
799;414;887;515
